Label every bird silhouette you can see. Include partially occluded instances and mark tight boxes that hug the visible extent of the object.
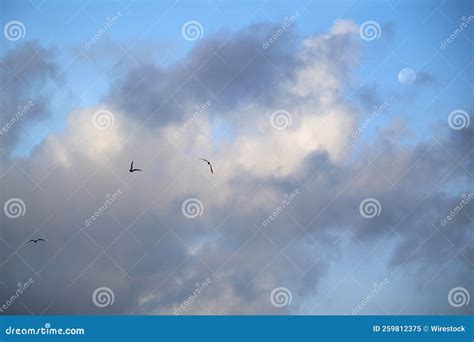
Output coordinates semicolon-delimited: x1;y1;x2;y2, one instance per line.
28;238;45;244
129;161;142;173
199;158;214;174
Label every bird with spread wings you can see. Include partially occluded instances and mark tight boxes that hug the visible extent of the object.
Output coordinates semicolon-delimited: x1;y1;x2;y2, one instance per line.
199;158;214;174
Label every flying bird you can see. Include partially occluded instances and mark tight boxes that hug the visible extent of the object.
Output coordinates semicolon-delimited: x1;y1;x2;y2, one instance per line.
199;158;214;174
28;238;45;244
129;161;142;173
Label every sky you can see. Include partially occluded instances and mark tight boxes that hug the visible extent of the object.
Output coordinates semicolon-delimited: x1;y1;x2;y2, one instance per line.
0;0;472;315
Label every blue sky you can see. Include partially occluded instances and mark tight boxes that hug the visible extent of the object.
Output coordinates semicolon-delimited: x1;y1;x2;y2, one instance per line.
0;0;472;316
2;0;472;156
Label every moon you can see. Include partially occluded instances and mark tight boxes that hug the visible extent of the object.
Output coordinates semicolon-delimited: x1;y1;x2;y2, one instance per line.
398;68;417;85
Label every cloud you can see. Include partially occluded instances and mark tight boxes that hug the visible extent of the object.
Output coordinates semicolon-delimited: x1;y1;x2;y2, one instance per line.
0;42;62;154
0;20;472;316
103;22;297;127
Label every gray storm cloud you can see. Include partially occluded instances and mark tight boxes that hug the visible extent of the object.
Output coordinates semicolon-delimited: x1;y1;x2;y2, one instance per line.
0;20;472;315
